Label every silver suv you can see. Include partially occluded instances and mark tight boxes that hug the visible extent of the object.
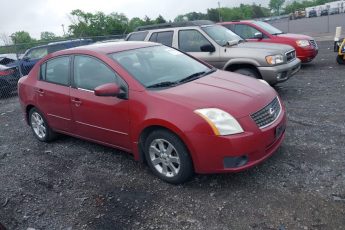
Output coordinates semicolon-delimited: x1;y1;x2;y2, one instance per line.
126;21;301;85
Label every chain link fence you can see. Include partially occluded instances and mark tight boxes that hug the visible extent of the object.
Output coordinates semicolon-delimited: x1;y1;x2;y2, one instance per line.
0;34;125;100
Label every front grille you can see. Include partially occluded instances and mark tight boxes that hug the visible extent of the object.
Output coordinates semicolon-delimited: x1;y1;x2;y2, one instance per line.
310;39;318;49
286;50;296;62
251;97;281;128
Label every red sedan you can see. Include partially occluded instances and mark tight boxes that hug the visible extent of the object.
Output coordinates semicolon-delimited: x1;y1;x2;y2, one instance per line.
220;20;318;63
18;42;286;184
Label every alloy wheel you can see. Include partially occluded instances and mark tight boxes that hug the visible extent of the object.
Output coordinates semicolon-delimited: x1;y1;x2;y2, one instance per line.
149;139;181;178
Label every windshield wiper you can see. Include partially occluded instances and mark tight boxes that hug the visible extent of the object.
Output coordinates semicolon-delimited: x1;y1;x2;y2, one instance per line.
146;81;177;89
178;68;217;84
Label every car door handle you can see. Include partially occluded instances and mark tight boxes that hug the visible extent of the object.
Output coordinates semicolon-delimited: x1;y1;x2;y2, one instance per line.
34;88;45;96
71;98;82;107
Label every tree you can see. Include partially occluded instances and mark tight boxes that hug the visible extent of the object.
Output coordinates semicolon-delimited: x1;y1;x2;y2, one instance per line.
68;9;129;37
155;15;167;24
269;0;285;15
10;31;34;44
40;31;57;41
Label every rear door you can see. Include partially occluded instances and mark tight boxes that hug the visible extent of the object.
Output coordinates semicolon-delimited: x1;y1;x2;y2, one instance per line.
70;55;131;151
35;56;73;132
177;29;221;68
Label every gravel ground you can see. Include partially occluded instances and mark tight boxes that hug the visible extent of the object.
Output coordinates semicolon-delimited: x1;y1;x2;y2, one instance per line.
0;41;344;230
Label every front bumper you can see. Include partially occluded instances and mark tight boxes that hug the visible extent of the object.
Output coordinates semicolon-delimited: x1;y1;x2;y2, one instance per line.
297;48;318;63
257;58;301;85
186;106;287;174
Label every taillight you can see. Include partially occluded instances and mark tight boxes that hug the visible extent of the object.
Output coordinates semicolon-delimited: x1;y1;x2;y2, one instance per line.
0;69;14;76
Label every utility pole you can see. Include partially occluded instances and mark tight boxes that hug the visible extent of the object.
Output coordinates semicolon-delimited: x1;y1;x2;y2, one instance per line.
61;24;66;37
218;1;222;22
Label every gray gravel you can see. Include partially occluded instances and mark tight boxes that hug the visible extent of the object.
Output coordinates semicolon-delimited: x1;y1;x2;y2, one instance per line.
0;41;344;230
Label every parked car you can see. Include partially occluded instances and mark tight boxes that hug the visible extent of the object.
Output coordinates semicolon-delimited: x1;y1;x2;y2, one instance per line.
329;8;340;15
0;53;22;66
320;9;329;16
308;9;317;17
0;64;20;97
7;39;93;76
126;21;301;85
220;20;318;63
18;42;286;184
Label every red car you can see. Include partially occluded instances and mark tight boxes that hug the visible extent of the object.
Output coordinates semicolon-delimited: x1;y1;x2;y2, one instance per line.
220;21;318;63
18;42;286;184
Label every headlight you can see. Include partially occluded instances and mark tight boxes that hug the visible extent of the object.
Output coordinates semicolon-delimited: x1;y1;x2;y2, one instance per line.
266;54;284;65
194;108;244;136
296;40;310;47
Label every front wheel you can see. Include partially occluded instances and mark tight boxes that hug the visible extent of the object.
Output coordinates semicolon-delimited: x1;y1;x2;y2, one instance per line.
234;68;260;79
29;108;56;142
336;55;345;65
144;130;194;184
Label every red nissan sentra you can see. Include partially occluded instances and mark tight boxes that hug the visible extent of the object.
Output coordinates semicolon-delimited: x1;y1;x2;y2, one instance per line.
18;41;286;184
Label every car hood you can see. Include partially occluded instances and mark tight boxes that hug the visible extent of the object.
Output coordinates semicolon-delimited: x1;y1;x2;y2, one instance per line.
276;33;313;40
153;70;277;118
236;41;294;53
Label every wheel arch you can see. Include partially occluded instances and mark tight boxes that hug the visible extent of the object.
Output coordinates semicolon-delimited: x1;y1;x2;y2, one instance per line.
224;62;262;79
136;121;197;170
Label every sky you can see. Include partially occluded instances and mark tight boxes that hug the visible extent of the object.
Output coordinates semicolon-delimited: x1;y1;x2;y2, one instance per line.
0;0;269;40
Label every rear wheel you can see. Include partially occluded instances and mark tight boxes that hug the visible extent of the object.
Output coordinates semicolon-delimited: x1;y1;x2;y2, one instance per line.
336;55;345;65
144;129;194;184
29;108;56;142
234;68;260;79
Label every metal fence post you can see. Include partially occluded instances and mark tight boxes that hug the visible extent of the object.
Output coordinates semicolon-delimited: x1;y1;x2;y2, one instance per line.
11;37;23;77
327;13;330;33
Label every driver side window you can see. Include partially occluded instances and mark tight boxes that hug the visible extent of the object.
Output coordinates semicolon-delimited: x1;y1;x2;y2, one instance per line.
73;55;119;91
178;30;212;52
234;24;262;39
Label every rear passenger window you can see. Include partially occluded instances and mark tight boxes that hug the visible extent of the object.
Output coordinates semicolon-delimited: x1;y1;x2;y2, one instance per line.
42;56;70;86
149;31;173;46
178;30;212;52
127;32;148;41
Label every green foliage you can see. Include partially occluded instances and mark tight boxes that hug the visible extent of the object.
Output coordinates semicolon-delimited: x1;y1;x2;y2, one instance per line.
40;31;57;41
68;9;130;37
155;15;167;24
269;0;285;15
10;31;35;44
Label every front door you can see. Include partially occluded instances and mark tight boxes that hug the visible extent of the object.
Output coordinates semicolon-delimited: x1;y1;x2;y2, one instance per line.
35;56;73;132
177;29;221;68
70;55;131;151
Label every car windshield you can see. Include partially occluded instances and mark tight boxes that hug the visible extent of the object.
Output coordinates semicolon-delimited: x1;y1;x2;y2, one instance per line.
201;25;243;46
252;21;283;35
110;45;212;88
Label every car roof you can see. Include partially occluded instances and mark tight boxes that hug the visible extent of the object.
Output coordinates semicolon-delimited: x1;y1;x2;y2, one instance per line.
220;20;255;24
65;41;159;54
134;20;215;32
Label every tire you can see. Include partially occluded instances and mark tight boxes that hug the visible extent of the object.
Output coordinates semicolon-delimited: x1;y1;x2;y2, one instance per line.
336;55;345;65
144;129;194;184
234;68;260;79
29;108;56;142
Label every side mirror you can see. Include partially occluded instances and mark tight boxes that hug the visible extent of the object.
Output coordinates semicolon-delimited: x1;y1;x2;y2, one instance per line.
22;56;30;61
94;83;120;97
254;32;263;39
200;44;216;53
